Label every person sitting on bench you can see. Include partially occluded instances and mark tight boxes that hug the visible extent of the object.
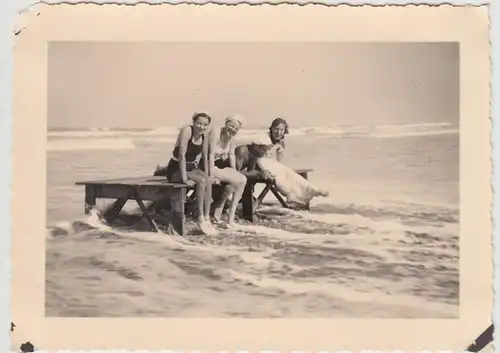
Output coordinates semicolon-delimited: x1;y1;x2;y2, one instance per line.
208;115;248;228
238;121;329;207
267;117;289;162
154;111;216;235
234;143;275;181
208;142;274;215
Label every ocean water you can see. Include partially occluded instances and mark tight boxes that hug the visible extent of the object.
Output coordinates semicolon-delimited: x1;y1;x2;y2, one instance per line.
45;122;459;318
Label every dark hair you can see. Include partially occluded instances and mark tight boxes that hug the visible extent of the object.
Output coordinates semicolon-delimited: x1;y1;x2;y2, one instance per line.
192;112;212;124
269;118;289;145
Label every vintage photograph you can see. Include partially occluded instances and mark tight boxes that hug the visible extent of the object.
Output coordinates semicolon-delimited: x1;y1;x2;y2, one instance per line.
44;41;460;318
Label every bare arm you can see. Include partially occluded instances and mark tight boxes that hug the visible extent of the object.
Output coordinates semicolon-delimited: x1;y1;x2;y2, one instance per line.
176;126;192;183
235;145;248;171
202;129;210;177
229;140;237;169
235;145;261;179
208;128;217;177
276;141;285;163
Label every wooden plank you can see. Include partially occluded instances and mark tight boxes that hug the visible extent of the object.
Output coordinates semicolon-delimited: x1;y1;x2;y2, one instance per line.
93;184;180;202
76;170;311;187
241;182;255;222
76;175;155;185
84;185;96;215
75;176;187;188
168;188;186;236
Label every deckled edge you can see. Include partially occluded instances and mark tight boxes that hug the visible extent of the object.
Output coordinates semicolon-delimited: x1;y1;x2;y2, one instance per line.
18;0;494;6
4;0;498;352
490;0;498;351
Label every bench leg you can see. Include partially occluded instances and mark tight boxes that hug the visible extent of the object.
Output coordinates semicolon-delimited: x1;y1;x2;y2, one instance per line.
254;184;272;209
242;182;255;222
103;197;127;224
132;187;161;233
270;186;289;208
169;188;186;236
84;185;96;215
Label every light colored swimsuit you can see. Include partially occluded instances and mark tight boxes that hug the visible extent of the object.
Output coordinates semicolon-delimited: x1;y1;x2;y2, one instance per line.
213;139;232;169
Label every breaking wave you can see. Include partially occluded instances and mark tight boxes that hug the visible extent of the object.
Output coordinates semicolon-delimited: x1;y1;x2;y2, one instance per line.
45;198;459;318
47;122;458;151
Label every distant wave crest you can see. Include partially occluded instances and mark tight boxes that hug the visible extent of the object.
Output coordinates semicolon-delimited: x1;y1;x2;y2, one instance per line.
47;122;458;151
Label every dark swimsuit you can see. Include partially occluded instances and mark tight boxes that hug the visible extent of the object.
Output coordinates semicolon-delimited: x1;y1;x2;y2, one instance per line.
154;126;204;181
214;158;231;169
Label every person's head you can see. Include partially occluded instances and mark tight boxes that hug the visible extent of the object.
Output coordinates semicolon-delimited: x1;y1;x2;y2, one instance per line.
269;118;289;143
192;112;212;136
223;114;245;138
248;143;273;159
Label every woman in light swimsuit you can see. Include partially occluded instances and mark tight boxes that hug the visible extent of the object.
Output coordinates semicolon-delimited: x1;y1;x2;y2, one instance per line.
208;115;248;227
154;112;216;235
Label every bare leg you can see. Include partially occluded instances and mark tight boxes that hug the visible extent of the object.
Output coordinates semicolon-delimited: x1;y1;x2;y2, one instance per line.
194;178;207;223
184;170;208;223
213;184;235;221
204;180;213;222
212;167;248;225
227;176;246;225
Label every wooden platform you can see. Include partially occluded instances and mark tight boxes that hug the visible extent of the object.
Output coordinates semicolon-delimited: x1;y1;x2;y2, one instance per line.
75;176;188;235
75;168;312;235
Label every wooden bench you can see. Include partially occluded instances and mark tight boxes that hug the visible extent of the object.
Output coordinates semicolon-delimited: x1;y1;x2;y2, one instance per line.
75;168;312;235
75;176;188;236
241;168;312;222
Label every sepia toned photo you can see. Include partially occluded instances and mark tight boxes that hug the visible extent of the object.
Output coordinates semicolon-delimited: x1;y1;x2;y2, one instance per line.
11;4;492;351
45;40;460;319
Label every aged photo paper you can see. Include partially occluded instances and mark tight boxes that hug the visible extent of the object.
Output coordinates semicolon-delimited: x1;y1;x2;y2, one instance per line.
10;3;492;352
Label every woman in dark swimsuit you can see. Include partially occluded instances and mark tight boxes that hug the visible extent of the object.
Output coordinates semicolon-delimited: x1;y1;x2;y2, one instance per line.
154;112;216;235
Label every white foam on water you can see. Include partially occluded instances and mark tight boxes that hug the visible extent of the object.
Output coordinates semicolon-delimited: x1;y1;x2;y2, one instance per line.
45;122;459;318
371;128;459;139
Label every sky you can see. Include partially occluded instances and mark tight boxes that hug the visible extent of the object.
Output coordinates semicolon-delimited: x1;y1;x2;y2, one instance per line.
48;41;459;129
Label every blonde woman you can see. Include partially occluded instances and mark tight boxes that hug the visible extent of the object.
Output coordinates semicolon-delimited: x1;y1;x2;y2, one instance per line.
208;115;248;227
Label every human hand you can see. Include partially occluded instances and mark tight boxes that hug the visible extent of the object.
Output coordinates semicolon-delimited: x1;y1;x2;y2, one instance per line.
211;177;221;185
260;170;274;181
185;180;195;187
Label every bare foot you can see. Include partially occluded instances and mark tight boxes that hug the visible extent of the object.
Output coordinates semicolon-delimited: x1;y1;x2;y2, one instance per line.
226;214;243;229
213;206;224;222
226;221;242;230
205;220;218;234
197;217;217;235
